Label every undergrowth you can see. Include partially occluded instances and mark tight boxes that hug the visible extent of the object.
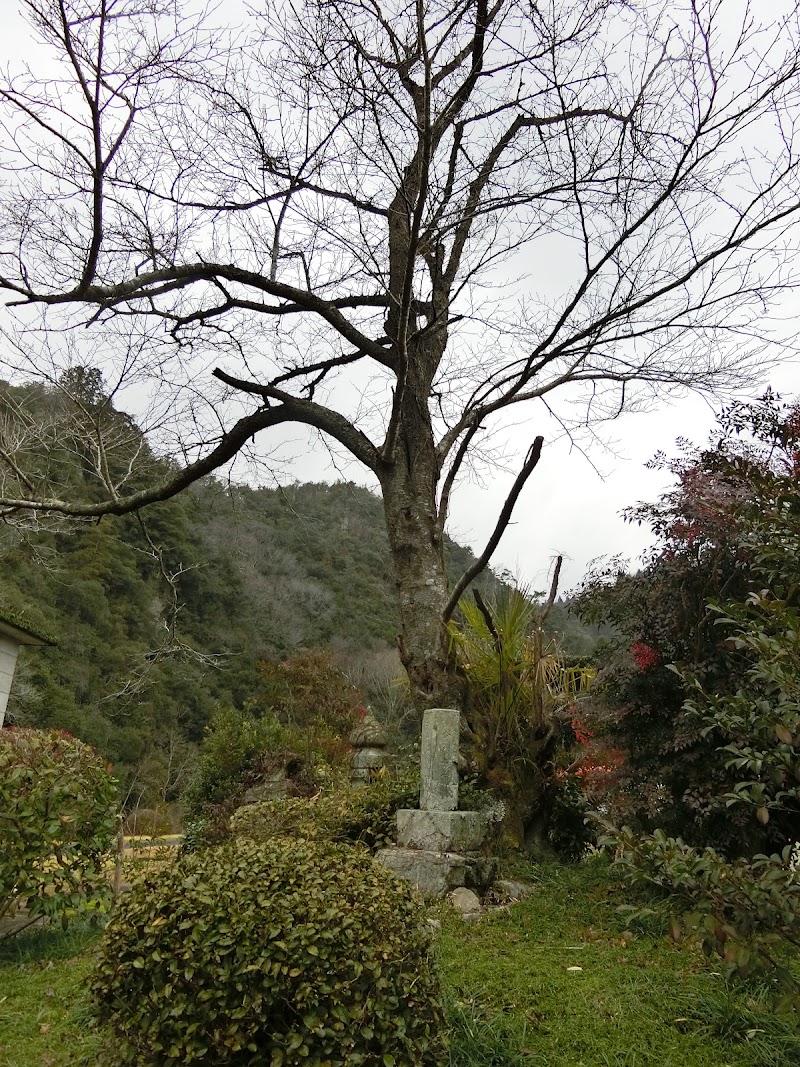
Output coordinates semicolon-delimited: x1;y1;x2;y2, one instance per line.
1;860;798;1066
0;921;103;1067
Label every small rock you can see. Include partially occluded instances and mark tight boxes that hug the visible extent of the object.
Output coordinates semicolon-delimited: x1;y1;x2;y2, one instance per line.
448;887;482;916
489;879;534;903
461;910;484;923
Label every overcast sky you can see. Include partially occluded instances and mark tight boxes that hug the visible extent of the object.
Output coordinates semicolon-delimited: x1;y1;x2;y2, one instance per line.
1;1;798;597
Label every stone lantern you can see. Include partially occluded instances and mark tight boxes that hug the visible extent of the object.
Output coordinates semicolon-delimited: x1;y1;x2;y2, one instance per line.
0;610;51;728
349;710;388;786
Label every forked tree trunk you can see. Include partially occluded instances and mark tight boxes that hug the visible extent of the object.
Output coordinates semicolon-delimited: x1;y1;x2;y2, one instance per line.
377;230;463;703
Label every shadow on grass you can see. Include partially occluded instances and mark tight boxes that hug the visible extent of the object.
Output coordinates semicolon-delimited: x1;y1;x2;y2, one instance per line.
678;985;800;1067
0;916;104;964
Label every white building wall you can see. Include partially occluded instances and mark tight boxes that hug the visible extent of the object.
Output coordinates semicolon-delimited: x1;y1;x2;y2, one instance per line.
0;636;20;728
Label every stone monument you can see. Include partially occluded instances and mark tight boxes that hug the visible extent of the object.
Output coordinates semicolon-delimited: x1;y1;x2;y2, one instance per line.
376;708;490;896
349;710;388;786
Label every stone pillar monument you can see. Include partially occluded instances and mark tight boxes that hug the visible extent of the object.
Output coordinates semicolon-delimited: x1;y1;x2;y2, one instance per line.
419;707;459;809
376;708;489;896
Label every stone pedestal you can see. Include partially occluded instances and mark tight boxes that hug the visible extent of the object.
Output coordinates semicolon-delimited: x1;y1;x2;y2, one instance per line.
396;809;486;853
375;847;499;897
375;848;468;897
376;708;492;897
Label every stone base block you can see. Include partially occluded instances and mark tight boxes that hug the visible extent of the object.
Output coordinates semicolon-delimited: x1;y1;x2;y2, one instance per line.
375;847;467;897
396;808;486;853
376;847;500;897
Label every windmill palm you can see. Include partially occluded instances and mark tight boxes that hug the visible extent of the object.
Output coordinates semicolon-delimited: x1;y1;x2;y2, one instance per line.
449;579;594;846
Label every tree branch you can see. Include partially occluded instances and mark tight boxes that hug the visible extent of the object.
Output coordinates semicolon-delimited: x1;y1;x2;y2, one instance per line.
442;435;544;622
211;367;381;472
539;555;563;626
0;404;296;519
16;263;392;366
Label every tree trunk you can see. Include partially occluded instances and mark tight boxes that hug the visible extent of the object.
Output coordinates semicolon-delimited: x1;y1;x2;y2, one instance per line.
378;403;462;708
380;452;452;705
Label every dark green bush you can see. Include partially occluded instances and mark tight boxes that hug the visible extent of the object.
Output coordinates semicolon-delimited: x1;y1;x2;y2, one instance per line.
230;768;420;852
182;706;292;818
604;439;800;1000
607;824;800;993
0;727;118;931
545;774;596;861
90;837;446;1066
181;707;299;849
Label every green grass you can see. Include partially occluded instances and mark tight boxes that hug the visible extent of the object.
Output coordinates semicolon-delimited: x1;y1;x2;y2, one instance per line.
1;861;798;1066
0;923;102;1067
438;859;800;1067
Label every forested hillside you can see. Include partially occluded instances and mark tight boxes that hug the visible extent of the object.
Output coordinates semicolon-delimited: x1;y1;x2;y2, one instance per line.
0;378;537;795
0;376;603;807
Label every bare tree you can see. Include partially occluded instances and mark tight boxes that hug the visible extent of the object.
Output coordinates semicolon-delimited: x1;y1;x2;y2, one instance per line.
1;0;800;702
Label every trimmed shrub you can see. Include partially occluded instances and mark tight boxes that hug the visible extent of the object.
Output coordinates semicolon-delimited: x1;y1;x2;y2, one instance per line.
0;727;118;929
230;768;420;852
230;769;503;855
90;837;446;1065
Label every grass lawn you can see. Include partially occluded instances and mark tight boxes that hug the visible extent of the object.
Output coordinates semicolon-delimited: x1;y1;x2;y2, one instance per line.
438;859;800;1067
1;858;798;1066
0;924;101;1067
